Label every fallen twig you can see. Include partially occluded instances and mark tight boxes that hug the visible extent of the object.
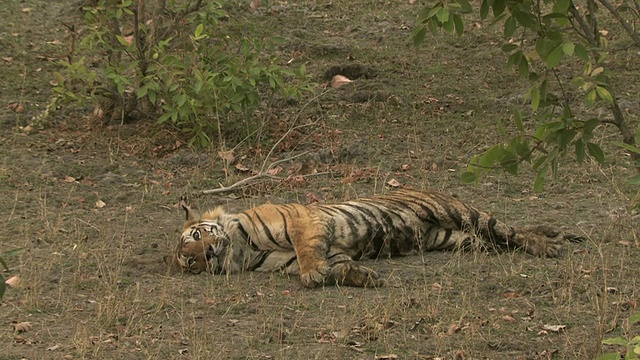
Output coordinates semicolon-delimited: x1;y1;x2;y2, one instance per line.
201;88;332;195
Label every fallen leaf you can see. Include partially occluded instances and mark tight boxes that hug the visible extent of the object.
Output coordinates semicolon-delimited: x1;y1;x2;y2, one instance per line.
618;240;633;246
502;315;517;322
331;75;352;88
503;291;519;298
95;200;106;208
46;40;62;45
63;176;77;183
235;163;250;172
47;344;61;351
12;322;32;333
122;35;134;46
5;276;20;287
375;355;398;360
250;0;261;9
2;57;12;63
21;7;34;12
612;300;637;310
267;166;282;176
431;282;442;291
306;192;322;204
6;103;24;113
386;179;401;187
125;206;134;213
401;164;410;171
204;298;216;305
542;324;566;333
218;150;235;163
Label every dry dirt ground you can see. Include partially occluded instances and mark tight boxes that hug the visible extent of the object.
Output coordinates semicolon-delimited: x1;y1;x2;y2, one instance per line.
1;1;640;359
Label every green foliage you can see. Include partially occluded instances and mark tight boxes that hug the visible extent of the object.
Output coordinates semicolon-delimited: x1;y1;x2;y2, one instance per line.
54;0;313;146
598;312;640;360
413;0;640;189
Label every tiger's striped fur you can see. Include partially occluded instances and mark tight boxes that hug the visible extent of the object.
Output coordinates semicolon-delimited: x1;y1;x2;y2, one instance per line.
166;188;584;287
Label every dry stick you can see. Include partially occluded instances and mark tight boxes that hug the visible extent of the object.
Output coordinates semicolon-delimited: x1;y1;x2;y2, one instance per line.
202;88;333;195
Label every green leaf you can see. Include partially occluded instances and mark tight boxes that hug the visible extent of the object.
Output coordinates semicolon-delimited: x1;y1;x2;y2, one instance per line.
562;42;575;56
136;86;148;98
602;336;628;346
513;9;537;28
514;109;524;131
417;5;432;23
480;0;490;19
546;44;564;68
502;44;518;53
442;17;455;32
428;17;440;34
635;123;640;146
533;155;548;170
460;171;478;183
504;16;517;38
555;0;571;12
574;43;589;62
194;23;204;39
455;0;472;13
534;167;547;192
531;87;540;112
628;174;640;185
436;7;450;23
157;112;173;124
453;14;464;36
575;138;585;163
630;312;640;324
585;88;597;107
616;141;640;154
587;142;605;163
497;117;506;136
412;26;427;47
595;86;614;104
492;0;506;17
518;56;529;77
583;118;600;136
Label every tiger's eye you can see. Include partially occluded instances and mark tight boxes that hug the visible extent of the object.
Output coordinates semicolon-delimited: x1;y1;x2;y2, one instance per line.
193;229;201;241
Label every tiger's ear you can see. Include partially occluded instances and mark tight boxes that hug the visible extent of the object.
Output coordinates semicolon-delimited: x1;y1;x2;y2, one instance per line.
179;196;199;221
201;207;225;221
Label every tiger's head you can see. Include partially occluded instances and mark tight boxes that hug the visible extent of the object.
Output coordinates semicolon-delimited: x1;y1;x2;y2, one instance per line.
165;200;238;275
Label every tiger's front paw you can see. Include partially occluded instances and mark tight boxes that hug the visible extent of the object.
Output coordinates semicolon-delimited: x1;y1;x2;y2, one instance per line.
299;265;330;288
331;263;383;287
516;226;563;257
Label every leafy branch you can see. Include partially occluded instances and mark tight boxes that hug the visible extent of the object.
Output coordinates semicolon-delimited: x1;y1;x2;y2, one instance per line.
412;0;640;190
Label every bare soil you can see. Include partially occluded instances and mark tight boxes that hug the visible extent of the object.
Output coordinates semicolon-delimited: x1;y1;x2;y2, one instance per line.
1;1;639;359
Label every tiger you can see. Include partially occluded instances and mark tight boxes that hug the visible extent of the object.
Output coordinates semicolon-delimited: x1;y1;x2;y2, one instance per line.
165;188;585;288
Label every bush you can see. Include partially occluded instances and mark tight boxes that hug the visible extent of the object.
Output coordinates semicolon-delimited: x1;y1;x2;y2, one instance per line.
54;0;313;146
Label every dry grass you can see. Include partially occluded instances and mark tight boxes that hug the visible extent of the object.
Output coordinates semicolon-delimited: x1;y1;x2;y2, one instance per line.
1;0;639;359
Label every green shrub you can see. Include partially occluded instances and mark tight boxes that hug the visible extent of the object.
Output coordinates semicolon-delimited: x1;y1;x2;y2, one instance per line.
54;0;313;146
